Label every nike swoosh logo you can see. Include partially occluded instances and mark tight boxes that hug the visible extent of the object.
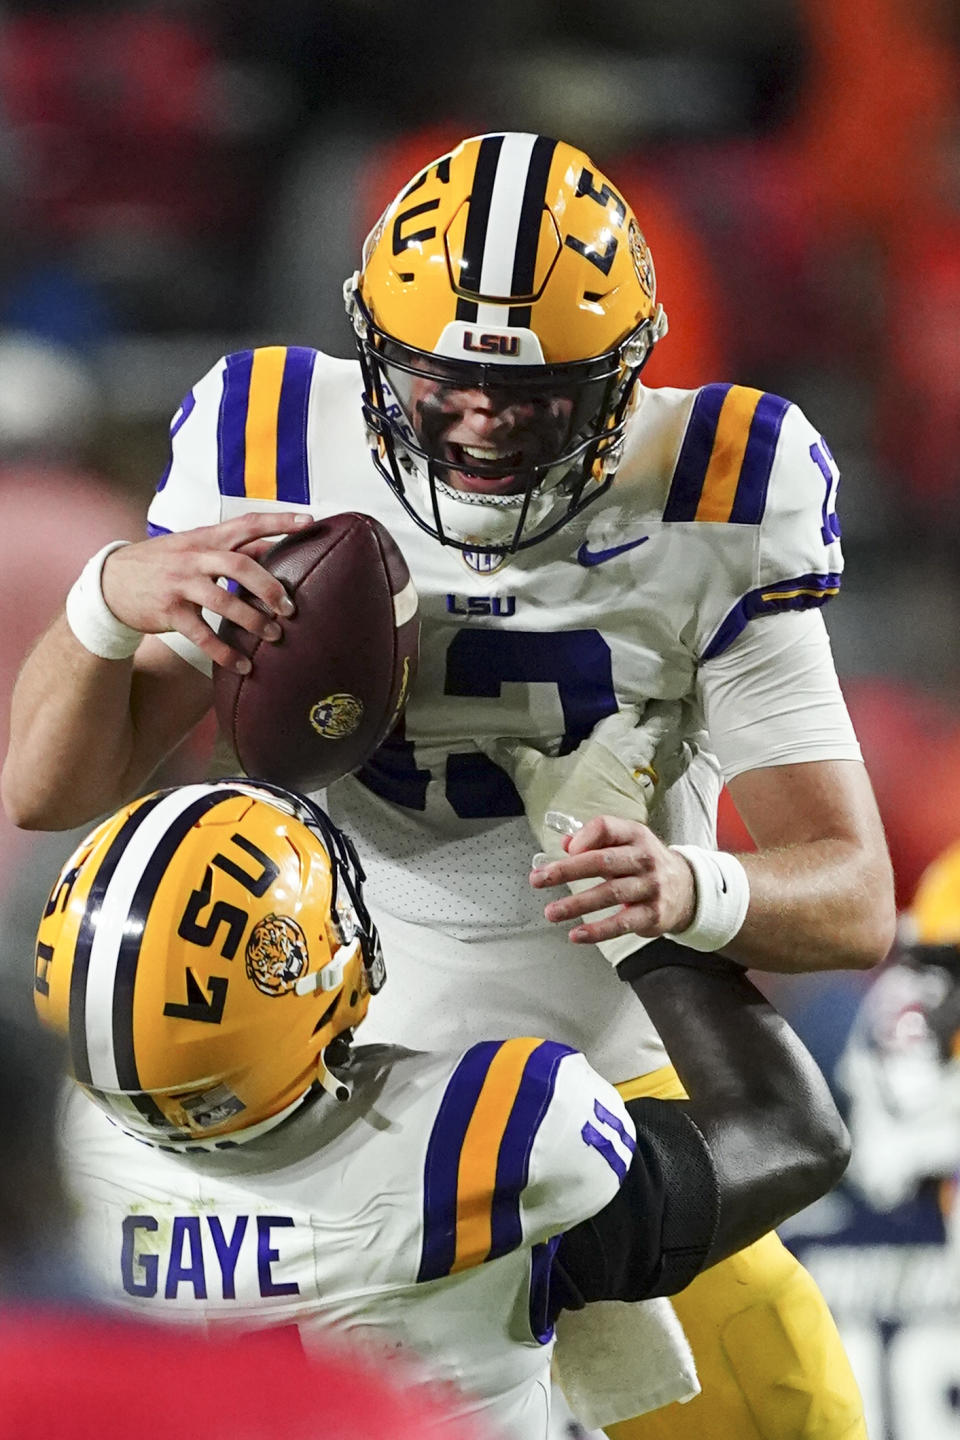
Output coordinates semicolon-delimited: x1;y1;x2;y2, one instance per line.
576;536;650;566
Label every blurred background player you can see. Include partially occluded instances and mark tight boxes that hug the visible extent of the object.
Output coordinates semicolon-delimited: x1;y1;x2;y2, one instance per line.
35;776;851;1440
839;841;960;1231
3;131;892;1439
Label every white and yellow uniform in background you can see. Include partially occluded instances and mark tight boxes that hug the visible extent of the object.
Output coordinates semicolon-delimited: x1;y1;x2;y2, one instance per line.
61;1038;637;1440
146;349;867;1438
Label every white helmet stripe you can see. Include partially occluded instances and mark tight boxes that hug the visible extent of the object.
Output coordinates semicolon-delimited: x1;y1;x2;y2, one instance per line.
84;785;234;1089
474;132;538;325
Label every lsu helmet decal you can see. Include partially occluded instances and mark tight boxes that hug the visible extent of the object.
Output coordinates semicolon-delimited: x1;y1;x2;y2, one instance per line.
345;132;668;554
35;780;384;1147
245;913;310;996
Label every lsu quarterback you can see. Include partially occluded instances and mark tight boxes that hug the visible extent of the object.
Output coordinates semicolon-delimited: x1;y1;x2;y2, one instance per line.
35;777;849;1440
4;133;895;1438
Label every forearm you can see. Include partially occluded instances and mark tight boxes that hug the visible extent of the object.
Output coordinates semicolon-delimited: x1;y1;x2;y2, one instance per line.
724;759;896;972
3;615;141;829
554;948;851;1306
724;835;893;972
3;619;208;830
4;515;308;832
626;947;850;1263
704;614;896;971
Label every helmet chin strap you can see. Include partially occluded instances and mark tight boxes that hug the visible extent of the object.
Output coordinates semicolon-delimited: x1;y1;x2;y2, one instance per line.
317;1046;352;1102
404;463;566;548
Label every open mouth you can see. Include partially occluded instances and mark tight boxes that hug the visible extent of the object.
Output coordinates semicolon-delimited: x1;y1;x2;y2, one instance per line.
445;442;527;494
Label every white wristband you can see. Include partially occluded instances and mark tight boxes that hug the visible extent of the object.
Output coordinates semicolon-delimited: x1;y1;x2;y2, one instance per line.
666;845;750;953
65;541;143;660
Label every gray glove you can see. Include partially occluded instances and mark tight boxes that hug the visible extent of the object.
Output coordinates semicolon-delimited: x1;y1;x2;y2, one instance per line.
480;700;691;965
481;700;690;860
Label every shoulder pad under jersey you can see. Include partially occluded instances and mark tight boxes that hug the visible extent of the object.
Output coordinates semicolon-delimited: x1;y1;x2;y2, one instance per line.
147;346;325;538
660;383;843;660
416;1039;635;1284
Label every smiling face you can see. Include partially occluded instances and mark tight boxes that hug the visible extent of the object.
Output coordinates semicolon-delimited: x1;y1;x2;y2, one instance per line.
351;133;666;551
406;374;577;494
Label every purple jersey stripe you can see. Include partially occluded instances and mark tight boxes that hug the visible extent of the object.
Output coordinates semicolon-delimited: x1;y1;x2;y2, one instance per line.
487;1041;576;1262
218;351;254;497
581;1120;629;1182
594;1099;636;1154
171;390;196;439
275;347;316;505
701;571;843;662
662;383;731;522
418;1040;503;1283
156;391;196;493
528;1234;562;1345
728;391;791;524
146;522;171;538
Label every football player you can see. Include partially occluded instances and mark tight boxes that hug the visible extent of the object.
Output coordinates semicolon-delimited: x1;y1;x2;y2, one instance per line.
839;840;960;1232
5;133;895;1437
34;778;849;1440
0;1019;477;1440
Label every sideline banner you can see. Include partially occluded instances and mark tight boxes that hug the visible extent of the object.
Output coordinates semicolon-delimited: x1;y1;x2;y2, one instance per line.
785;1188;960;1440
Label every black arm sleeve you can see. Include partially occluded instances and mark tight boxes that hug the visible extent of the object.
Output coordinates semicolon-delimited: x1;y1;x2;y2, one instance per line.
614;937;850;1266
550;1097;720;1315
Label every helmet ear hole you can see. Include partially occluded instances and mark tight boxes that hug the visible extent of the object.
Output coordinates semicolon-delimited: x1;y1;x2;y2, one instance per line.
312;994;341;1035
325;1032;353;1069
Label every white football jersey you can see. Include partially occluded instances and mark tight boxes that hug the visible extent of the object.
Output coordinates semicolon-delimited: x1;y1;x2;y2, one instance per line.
148;349;848;1080
60;1039;635;1440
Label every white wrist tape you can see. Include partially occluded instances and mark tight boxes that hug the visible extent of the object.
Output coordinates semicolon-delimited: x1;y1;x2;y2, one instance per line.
667;845;750;953
65;541;143;660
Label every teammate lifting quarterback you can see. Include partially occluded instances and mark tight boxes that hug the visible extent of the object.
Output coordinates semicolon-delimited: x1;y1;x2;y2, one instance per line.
5;133;895;1439
34;776;850;1440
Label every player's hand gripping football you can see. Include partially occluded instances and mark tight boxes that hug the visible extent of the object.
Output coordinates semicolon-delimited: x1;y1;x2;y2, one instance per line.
99;512;313;670
481;701;696;963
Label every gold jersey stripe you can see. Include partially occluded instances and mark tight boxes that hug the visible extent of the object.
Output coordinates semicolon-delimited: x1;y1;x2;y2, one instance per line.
760;586;841;603
450;1035;543;1273
694;385;765;523
243;346;287;500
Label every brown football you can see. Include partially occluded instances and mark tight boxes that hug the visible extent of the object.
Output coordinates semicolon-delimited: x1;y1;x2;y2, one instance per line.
212;513;419;791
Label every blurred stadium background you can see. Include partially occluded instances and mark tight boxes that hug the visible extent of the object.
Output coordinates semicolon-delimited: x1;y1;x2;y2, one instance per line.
0;2;958;1434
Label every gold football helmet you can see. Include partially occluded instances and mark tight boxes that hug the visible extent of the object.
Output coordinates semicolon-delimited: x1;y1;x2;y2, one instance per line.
908;841;960;951
34;780;384;1148
344;132;667;554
